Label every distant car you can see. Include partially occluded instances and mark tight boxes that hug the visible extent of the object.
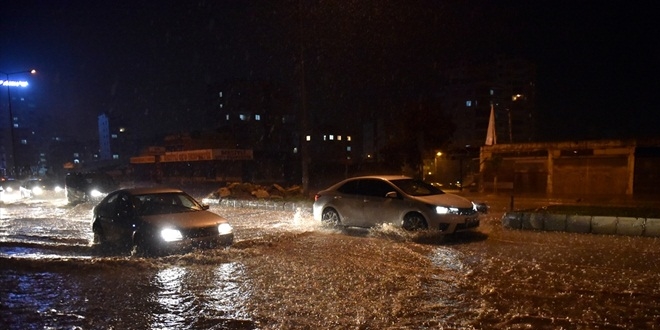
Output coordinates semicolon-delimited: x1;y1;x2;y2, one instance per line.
65;172;118;204
20;178;64;198
92;187;234;255
0;178;23;201
313;175;481;233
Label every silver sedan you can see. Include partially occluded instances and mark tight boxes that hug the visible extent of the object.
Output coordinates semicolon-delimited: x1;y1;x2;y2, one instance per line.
313;175;480;233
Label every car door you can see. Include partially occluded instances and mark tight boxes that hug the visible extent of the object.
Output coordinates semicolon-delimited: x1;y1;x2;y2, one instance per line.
97;192;135;244
359;179;407;227
332;179;367;227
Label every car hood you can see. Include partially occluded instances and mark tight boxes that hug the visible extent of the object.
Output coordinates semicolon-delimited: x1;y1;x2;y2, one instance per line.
141;210;229;229
412;193;474;208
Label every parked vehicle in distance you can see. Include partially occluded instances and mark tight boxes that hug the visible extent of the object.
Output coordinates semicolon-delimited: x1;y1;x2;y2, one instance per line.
65;172;118;204
313;175;481;233
20;178;64;198
92;187;234;255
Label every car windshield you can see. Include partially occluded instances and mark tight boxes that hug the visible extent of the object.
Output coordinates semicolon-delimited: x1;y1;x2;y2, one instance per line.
390;179;445;197
133;192;203;216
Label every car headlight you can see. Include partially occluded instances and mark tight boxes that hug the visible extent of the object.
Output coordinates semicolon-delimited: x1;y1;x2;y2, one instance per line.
218;223;233;235
435;206;450;214
90;189;103;198
435;206;459;214
161;228;183;242
5;187;13;192
33;187;44;195
54;186;63;193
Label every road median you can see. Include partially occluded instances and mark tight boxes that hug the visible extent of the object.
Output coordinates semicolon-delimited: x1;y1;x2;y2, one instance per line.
503;210;660;237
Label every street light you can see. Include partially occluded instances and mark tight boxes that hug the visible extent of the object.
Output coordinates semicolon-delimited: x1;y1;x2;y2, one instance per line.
1;69;36;177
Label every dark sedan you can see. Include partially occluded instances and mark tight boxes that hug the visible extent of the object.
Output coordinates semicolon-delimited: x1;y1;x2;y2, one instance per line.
92;187;233;255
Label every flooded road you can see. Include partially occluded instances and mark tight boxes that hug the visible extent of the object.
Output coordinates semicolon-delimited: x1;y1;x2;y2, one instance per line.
1;194;660;329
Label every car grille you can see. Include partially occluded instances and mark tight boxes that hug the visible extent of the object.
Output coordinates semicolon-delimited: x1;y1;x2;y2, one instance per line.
183;226;218;239
452;207;477;216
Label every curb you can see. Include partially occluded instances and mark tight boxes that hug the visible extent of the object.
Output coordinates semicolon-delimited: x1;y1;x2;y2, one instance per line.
502;212;660;237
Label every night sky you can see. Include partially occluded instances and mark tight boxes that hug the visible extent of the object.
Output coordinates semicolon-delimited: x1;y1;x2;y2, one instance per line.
1;1;658;143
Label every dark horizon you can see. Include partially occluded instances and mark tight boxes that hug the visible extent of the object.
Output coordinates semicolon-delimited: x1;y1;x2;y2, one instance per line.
1;1;659;143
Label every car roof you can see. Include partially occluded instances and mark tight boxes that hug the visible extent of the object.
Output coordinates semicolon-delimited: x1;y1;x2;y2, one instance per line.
325;175;413;189
118;187;186;195
342;175;412;181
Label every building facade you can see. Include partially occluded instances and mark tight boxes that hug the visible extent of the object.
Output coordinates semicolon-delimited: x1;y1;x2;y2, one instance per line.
479;139;660;196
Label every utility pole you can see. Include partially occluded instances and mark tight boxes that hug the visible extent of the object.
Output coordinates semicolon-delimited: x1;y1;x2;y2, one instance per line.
299;0;310;195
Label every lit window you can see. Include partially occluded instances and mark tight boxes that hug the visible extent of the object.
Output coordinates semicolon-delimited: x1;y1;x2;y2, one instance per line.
323;135;327;141
293;147;298;153
119;127;125;132
329;135;334;140
225;114;230;120
21;139;27;145
346;146;351;151
219;103;223;108
347;136;351;141
240;114;247;121
218;92;223;98
255;114;261;121
466;100;472;107
111;134;118;138
74;159;80;164
490;89;494;95
337;135;342;141
73;153;80;158
306;135;311;141
113;154;119;159
13;123;18;128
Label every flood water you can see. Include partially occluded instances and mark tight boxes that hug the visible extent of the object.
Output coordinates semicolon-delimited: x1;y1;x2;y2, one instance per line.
1;193;659;329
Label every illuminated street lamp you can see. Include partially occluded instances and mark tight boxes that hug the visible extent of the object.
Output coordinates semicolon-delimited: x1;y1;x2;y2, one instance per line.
434;151;442;181
0;69;36;176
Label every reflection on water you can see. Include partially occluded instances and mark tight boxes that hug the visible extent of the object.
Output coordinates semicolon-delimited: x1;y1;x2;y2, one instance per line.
206;262;252;321
148;261;257;330
153;266;190;329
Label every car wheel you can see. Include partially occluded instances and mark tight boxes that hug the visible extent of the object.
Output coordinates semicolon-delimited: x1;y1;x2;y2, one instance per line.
132;233;154;257
92;223;106;245
321;208;341;226
402;213;428;231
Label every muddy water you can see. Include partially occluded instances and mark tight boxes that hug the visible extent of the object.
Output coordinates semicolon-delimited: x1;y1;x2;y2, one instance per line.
1;198;660;329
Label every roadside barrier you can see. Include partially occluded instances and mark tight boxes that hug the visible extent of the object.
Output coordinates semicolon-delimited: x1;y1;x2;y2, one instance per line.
502;212;660;237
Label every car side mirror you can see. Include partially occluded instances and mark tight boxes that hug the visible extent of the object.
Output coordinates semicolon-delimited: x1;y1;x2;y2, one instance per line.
385;191;398;199
202;204;210;210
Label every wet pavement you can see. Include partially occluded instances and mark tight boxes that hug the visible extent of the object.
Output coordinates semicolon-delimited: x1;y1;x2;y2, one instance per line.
1;192;659;329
